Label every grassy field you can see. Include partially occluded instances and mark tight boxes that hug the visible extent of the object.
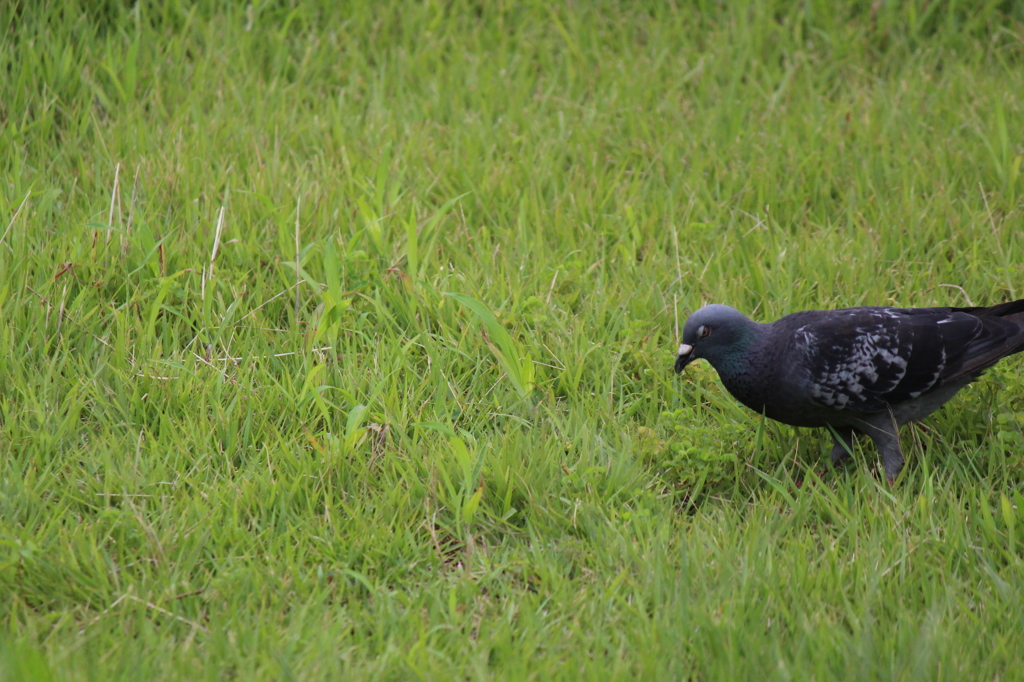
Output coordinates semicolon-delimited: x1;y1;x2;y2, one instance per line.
2;1;1024;679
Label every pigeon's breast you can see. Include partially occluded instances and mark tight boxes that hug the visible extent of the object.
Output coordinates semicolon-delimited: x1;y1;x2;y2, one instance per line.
716;329;850;428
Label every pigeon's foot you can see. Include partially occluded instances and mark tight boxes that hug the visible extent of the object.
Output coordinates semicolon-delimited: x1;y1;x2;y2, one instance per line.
858;413;904;484
882;450;904;485
829;428;856;469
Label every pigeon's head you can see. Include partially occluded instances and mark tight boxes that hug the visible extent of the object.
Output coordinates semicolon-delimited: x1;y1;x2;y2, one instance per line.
675;304;757;373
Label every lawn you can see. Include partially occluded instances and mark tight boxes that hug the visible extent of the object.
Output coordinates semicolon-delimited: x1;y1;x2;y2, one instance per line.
2;1;1024;679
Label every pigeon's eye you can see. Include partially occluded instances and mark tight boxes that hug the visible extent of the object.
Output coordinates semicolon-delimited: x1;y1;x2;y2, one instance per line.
698;325;711;339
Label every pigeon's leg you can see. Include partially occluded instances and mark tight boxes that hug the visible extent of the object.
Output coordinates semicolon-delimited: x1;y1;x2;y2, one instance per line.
859;412;904;483
829;427;856;468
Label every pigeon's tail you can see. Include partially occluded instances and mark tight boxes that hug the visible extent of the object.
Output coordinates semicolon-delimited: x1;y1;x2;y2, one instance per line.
954;298;1024;320
952;297;1024;376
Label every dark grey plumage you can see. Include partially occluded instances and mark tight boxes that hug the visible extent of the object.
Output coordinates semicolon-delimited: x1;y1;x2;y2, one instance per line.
674;300;1024;482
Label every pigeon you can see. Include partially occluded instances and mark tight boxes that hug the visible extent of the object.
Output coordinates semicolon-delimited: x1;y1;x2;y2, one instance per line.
673;299;1024;482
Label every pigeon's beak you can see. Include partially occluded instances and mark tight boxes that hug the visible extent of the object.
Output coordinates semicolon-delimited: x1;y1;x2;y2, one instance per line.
674;343;694;373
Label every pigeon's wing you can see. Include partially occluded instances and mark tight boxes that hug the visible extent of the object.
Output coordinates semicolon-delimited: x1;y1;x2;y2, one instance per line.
948;301;1024;375
790;307;995;412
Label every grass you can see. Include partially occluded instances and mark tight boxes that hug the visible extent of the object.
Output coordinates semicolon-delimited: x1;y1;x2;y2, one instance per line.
1;0;1024;679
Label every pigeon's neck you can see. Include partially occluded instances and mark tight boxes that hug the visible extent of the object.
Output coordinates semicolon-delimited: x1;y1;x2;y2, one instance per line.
708;322;772;406
711;319;763;363
712;330;761;376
